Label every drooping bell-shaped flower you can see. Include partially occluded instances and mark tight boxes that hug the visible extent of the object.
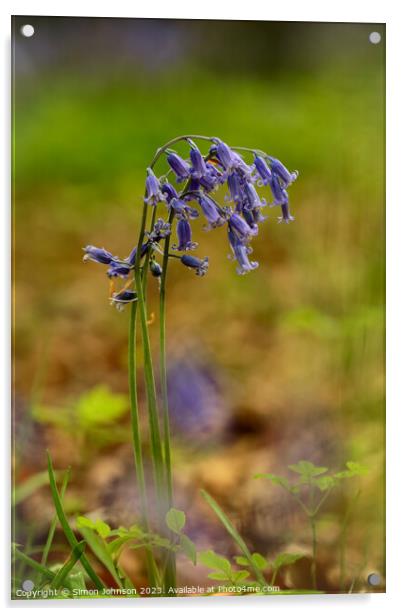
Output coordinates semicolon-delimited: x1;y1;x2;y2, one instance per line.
150;260;163;277
229;212;258;241
270;158;298;187
167;152;191;183
83;246;115;265
173;218;198;251
254;155;272;185
228;229;259;275
126;242;150;266
197;194;226;228
107;263;132;278
190;146;208;179
161;181;179;203
180;254;209;276
270;173;289;205
145;168;165;206
110;289;138;311
278;199;295;224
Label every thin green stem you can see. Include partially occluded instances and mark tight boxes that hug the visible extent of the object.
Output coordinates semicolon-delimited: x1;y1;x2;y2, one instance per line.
339;489;361;591
40;468;70;572
159;207;176;593
133;201;165;517
128;301;159;586
309;514;318;590
149;134;214;169
159;208;175;507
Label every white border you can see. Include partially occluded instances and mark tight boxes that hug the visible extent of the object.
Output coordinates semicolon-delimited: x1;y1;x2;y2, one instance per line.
2;1;401;613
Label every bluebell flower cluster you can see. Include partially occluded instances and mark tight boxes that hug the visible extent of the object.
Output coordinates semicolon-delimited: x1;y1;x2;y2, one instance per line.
83;137;298;308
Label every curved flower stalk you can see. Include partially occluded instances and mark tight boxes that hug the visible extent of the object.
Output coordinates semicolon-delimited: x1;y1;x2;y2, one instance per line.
82;135;298;593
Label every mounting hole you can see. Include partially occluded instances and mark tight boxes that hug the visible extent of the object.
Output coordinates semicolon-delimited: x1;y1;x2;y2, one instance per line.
367;572;381;586
369;31;381;45
21;24;35;38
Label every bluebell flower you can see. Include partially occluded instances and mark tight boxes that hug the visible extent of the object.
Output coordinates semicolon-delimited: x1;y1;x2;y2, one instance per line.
170;197;199;220
270;173;289;205
107;262;132;278
126;242;150;266
197;194;226;228
147;218;171;242
244;181;266;211
161;181;179;203
254;155;272;185
242;208;260;231
229;212;258;240
145;168;164;206
190;145;208;179
167;152;191;183
270;158;298;187
214;139;236;170
173;218;198;251
150;260;163;277
110;289;138;311
278;199;295;224
83;246;115;265
231;152;253;179
180;254;209;276
227;172;243;204
228;229;258;275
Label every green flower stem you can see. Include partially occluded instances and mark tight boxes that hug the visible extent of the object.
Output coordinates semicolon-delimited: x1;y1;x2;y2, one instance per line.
133;200;165;519
159;208;175;507
128;300;159;587
159;207;176;593
149;134;214;169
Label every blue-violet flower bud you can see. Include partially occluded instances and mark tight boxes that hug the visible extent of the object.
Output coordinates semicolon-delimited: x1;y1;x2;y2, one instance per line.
83;246;114;265
167;152;191;183
180;254;209;276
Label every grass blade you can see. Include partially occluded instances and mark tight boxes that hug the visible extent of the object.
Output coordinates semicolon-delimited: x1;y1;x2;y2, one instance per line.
78;526;122;588
47;451;105;590
50;541;86;589
14;547;55;581
41;468;70;570
201;489;267;587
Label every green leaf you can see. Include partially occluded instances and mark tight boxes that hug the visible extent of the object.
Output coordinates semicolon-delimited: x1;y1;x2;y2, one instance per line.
77;526;122;588
76;385;127;426
251;552;268;570
41;469;70;572
76;515;111;539
47;451;105;590
334;461;368;480
288;461;328;477
207;571;229;581
234;556;249;567
272;552;304;570
13;547;55;581
254;473;290;489
312;476;336;491
179;534;196;565
199;550;231;575
67;571;86;591
234;570;250;582
50;541;86;589
200;490;267;587
165;508;186;534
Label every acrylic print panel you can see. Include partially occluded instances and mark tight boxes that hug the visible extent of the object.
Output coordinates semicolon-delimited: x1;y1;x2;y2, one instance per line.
11;16;385;600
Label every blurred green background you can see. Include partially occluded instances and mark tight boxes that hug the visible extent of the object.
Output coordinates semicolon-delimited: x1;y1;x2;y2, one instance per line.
12;17;385;592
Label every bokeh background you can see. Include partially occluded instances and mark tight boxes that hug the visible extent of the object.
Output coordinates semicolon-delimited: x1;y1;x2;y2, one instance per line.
12;17;385;593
